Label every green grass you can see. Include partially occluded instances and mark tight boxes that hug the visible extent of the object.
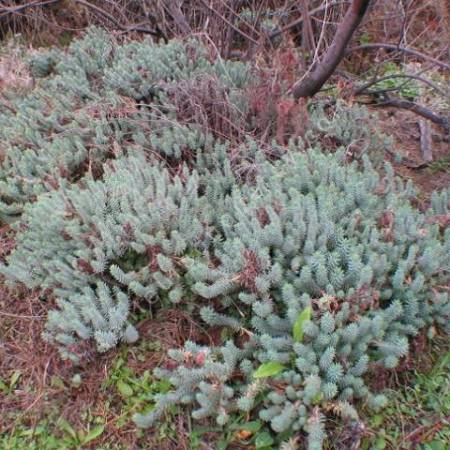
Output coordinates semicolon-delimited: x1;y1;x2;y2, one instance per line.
0;344;179;450
1;335;449;450
361;341;450;450
427;156;450;174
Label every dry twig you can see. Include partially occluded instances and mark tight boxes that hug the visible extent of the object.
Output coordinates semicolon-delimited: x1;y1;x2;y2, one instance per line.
354;73;449;98
419;119;433;163
369;94;450;135
347;43;450;71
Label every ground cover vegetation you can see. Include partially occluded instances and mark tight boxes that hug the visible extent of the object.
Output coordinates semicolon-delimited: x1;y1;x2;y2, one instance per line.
0;1;449;449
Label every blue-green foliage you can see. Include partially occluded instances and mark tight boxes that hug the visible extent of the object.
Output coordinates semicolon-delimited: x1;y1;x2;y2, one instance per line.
2;154;213;358
1;30;449;450
306;100;392;164
132;150;449;449
0;27;252;218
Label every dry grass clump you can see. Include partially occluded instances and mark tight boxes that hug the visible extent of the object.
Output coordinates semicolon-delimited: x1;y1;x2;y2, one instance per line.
0;40;33;91
0;282;201;447
0;207;203;448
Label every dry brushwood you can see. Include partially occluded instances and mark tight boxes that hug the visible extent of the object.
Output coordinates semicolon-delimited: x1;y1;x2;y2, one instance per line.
292;0;372;99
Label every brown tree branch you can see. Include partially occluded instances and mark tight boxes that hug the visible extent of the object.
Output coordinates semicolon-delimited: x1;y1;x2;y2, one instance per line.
347;43;450;71
299;0;316;54
0;0;164;37
292;0;372;99
355;73;449;98
163;1;191;35
419;119;433;163
268;1;350;40
74;0;162;37
368;94;450;135
0;0;60;19
199;0;260;46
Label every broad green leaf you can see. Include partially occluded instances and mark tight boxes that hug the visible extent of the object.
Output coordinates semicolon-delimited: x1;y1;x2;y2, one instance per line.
230;420;263;432
239;420;263;432
50;375;65;389
253;362;285;379
292;306;312;343
370;414;384;428
0;378;8;392
82;425;105;444
57;418;77;440
20;426;44;437
114;357;125;371
153;379;172;393
375;436;387;449
117;380;134;397
255;431;274;448
10;370;22;389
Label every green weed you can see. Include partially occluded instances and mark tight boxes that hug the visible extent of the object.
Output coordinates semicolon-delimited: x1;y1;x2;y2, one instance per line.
427;156;450;174
362;344;450;450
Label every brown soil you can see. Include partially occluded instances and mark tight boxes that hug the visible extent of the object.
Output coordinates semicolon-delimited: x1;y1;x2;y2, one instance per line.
0;274;199;449
0;95;447;450
374;107;450;197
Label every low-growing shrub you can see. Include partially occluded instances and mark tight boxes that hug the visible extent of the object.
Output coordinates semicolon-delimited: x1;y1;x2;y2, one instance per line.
1;29;449;449
0;27;252;219
133;150;449;448
306;99;392;165
2;154;214;359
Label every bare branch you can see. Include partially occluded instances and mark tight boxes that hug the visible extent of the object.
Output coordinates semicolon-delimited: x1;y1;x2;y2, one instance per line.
355;73;449;98
0;0;60;19
269;1;350;40
299;0;316;53
0;0;165;37
369;94;450;134
77;0;164;37
163;1;191;35
419;119;433;163
199;0;260;45
347;43;450;71
292;0;372;99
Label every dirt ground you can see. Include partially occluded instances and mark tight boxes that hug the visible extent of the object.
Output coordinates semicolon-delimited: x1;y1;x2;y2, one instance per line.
375;107;450;198
0;103;448;450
